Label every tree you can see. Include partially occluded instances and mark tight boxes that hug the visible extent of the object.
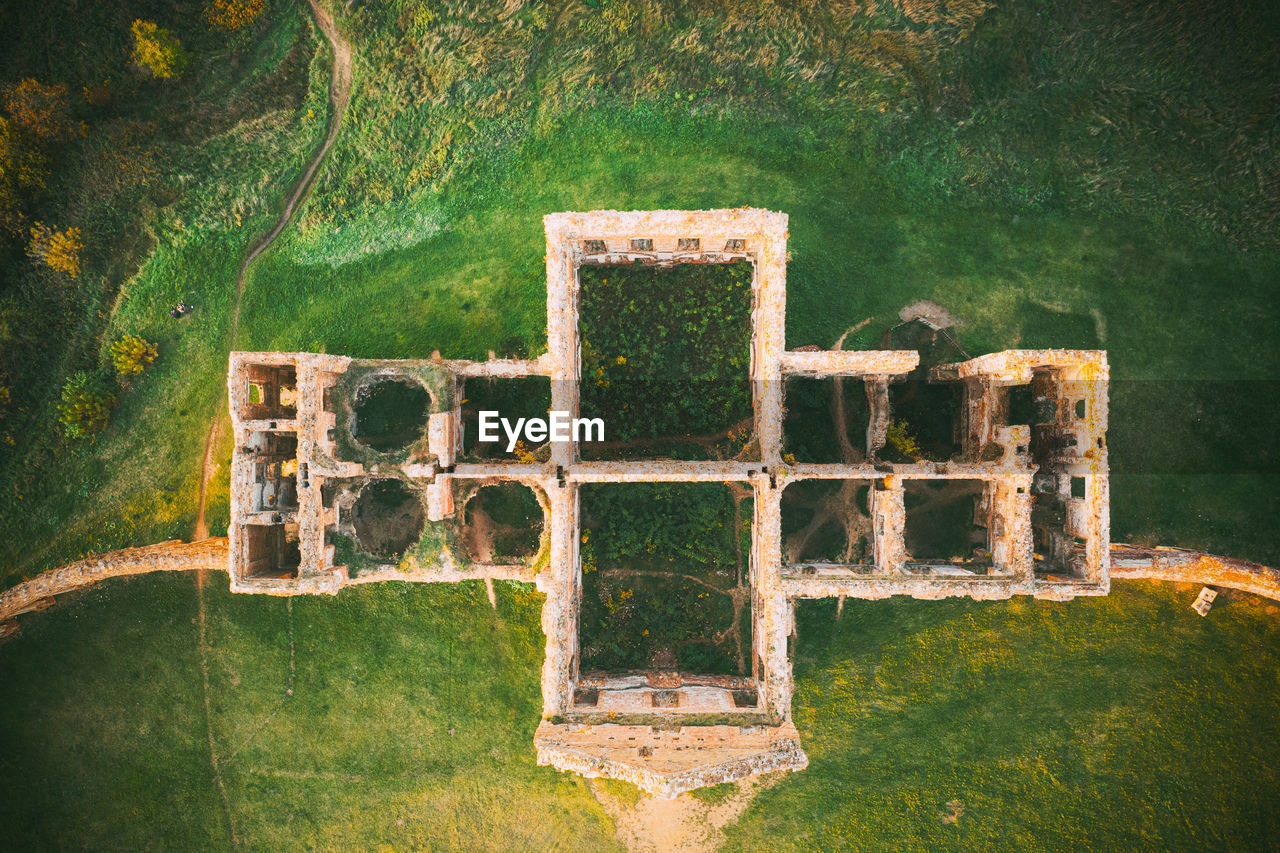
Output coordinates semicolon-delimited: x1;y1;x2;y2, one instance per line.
131;20;190;80
27;222;83;278
2;79;76;145
109;334;158;378
57;372;115;439
206;0;266;31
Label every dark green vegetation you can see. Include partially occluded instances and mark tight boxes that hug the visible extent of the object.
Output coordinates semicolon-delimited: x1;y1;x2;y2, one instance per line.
903;479;990;566
887;374;963;462
781;478;873;565
461;376;551;460
351;478;425;559
882;320;971;463
579;483;749;675
783;377;870;463
352;379;431;451
578;261;753;452
464;483;543;563
329;363;453;468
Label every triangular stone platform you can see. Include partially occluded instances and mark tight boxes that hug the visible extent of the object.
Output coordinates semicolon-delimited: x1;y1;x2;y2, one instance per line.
534;721;808;799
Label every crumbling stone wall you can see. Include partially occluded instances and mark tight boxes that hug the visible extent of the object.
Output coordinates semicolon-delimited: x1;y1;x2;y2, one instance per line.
0;538;229;637
1111;545;1280;600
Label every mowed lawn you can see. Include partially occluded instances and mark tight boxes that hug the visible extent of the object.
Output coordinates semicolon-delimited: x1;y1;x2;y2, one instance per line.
0;574;1276;849
0;574;620;851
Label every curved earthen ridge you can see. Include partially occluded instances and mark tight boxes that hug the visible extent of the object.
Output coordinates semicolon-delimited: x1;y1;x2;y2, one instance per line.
218;208;1114;795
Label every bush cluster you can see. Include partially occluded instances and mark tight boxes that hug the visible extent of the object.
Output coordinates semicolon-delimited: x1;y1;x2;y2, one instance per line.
205;0;266;32
56;372;115;439
26;222;83;278
130;20;190;80
109;334;158;378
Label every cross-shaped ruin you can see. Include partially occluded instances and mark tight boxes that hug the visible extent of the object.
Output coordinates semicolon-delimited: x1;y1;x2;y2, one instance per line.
227;209;1109;797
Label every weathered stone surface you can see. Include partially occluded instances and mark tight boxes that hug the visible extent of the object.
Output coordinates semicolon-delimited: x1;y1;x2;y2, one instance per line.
534;721;808;800
1111;545;1280;599
778;349;919;376
0;538;228;622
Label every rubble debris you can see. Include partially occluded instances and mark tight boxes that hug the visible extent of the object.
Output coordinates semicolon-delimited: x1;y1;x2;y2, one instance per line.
1192;586;1218;617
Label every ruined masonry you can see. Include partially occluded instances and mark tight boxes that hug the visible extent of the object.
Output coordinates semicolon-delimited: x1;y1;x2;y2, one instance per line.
226;209;1110;798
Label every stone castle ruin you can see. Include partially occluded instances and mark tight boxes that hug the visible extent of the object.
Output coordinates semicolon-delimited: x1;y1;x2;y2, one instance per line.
227;209;1109;797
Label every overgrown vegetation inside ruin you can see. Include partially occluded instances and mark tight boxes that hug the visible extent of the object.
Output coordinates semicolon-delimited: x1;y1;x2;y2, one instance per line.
783;378;871;464
326;364;452;467
351;478;425;559
460;376;551;461
903;479;991;567
461;483;543;564
577;261;753;456
579;483;751;676
352;379;431;452
881;319;970;464
781;479;873;566
885;374;963;463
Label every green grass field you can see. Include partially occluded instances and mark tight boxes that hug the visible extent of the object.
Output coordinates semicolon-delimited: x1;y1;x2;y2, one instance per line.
0;573;620;851
0;575;1276;849
1;0;1278;847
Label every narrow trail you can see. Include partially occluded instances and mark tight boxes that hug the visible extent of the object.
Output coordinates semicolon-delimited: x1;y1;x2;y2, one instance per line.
194;0;353;541
196;576;238;848
187;6;352;846
591;773;784;853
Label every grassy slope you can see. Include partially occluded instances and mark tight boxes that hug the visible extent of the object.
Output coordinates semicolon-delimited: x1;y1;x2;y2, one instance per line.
0;2;329;587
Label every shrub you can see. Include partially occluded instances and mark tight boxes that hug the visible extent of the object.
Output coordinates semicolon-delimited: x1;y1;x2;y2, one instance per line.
131;20;190;80
886;419;923;461
206;0;266;31
109;334;158;377
27;222;83;278
1;79;76;145
57;371;115;438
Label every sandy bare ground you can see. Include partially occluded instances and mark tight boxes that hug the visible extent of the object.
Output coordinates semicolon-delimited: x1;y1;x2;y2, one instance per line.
591;773;784;853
